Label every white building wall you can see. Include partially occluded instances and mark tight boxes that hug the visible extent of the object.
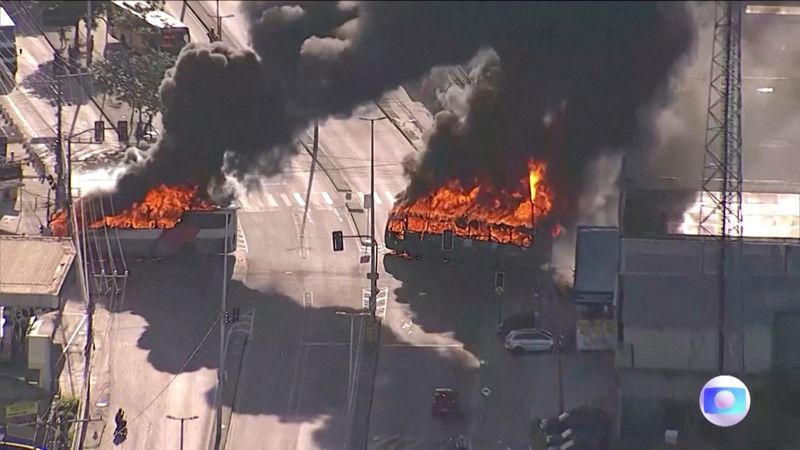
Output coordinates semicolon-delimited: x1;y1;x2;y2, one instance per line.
625;327;717;372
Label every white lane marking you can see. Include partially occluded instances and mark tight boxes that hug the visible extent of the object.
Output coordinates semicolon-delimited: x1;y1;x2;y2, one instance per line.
383;343;465;348
321;192;333;205
280;193;292;207
237;194;255;211
266;194;278;208
373;193;383;205
293;192;306;206
300;342;350;347
385;191;396;203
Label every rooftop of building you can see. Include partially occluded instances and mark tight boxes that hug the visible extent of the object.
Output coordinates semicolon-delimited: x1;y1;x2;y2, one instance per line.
0;236;76;299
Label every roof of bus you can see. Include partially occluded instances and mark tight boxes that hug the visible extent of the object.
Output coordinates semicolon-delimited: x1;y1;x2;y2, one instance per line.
0;7;14;28
112;0;188;29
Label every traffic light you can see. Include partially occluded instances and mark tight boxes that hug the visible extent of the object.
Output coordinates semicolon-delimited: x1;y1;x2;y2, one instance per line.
332;231;344;252
117;120;128;143
232;307;240;323
495;272;505;289
442;229;454;251
224;311;231;324
94;120;105;143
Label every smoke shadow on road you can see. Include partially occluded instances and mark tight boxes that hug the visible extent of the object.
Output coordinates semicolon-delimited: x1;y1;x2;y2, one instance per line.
115;253;468;449
383;254;543;352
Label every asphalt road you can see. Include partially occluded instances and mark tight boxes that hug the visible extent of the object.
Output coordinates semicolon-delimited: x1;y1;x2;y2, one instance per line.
9;3;799;449
164;4;617;450
2;2;131;164
99;256;227;450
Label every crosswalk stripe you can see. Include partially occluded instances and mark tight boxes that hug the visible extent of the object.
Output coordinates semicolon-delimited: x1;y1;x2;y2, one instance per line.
238;194;255;211
373;193;383;205
321;192;333;205
266;194;278;208
280;193;292;207
292;192;306;206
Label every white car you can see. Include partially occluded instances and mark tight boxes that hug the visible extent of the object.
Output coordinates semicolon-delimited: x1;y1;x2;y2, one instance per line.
504;328;557;354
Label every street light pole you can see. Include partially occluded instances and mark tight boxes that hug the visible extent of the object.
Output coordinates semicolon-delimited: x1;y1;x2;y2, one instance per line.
166;415;199;450
358;116;386;317
335;310;370;408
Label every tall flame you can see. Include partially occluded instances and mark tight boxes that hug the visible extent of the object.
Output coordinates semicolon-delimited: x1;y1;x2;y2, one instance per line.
50;184;215;237
387;159;554;247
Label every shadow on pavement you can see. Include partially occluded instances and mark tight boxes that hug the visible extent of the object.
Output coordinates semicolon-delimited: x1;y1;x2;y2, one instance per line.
118;253;468;449
4;3;50;38
383;254;547;354
20;60;96;107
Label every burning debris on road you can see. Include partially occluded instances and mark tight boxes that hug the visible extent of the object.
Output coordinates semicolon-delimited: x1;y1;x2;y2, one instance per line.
50;185;214;237
388;160;554;248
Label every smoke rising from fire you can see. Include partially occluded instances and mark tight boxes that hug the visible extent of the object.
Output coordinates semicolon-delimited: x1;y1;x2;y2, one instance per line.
402;2;696;227
101;2;695;219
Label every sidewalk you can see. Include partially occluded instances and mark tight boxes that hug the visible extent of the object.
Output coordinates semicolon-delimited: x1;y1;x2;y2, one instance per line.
0;144;51;236
217;324;249;450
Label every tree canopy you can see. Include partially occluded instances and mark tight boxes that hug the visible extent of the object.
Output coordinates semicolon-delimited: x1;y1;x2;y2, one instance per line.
91;48;176;127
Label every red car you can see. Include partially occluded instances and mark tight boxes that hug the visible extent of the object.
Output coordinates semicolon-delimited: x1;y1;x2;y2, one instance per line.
432;388;460;417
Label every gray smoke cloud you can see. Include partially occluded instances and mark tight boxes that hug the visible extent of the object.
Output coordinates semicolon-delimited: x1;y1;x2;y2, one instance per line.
99;1;696;220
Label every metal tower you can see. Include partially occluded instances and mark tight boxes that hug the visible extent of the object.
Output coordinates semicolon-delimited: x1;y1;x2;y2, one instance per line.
699;1;744;374
700;1;743;238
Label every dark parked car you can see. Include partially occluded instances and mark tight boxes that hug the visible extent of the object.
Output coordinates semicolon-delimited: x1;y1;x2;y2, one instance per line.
497;312;539;337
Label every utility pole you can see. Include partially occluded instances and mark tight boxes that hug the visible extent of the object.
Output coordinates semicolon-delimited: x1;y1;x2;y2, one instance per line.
215;208;232;450
54;73;64;211
167;414;199;450
358;116;386;317
86;0;93;65
335;309;370;410
300;121;319;251
208;0;234;42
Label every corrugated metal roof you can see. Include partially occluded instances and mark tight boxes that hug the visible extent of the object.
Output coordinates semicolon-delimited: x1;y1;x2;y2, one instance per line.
0;236;76;297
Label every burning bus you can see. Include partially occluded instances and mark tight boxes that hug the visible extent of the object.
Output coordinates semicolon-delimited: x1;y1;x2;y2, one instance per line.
385;160;558;267
50;184;236;257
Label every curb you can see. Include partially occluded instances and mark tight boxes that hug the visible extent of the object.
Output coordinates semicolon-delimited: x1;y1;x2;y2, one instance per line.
219;334;249;449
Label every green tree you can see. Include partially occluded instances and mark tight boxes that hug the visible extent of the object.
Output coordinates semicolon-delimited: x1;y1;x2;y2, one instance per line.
91;47;176;136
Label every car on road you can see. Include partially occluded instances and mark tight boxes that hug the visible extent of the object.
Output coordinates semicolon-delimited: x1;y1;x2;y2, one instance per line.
432;387;461;418
497;311;539;337
504;328;565;354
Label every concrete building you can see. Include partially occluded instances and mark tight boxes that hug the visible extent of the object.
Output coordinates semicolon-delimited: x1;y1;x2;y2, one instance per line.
607;189;800;448
0;236;76;444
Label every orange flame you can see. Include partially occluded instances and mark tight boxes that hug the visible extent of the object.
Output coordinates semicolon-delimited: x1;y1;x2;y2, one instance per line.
387;159;555;247
50;184;215;237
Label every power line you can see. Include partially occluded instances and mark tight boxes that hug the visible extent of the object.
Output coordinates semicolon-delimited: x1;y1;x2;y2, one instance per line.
127;313;220;426
12;0;118;126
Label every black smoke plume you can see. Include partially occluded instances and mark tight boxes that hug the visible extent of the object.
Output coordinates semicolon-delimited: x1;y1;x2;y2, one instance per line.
99;1;695;221
400;2;696;227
